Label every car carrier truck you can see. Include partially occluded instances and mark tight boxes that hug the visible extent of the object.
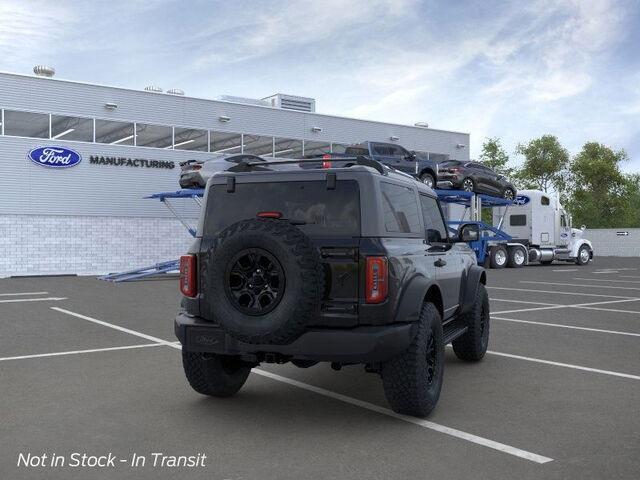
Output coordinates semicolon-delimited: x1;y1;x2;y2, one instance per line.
492;189;593;266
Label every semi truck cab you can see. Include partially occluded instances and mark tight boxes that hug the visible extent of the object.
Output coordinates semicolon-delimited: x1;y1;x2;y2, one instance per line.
495;189;593;265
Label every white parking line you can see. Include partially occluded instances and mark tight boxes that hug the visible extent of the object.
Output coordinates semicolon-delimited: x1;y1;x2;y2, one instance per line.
492;298;640;315
491;298;559;306
486;350;640;381
0;297;67;304
620;275;640;279
51;307;178;347
553;269;578;272
573;277;640;284
253;369;553;464
493;316;640;338
0;291;49;296
50;307;552;463
0;343;162;362
488;286;638;299
521;281;640;291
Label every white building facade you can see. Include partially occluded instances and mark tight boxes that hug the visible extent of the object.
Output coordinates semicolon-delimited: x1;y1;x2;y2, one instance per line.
0;71;470;277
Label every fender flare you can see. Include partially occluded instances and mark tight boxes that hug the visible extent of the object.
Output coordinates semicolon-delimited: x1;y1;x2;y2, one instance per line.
571;239;593;258
460;265;486;315
418;167;437;180
393;274;442;323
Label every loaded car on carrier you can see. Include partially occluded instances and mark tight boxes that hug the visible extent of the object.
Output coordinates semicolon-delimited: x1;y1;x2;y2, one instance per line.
175;157;491;417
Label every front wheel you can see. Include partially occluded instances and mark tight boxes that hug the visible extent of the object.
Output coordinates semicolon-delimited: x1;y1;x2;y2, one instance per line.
452;284;490;361
182;349;252;397
461;178;475;192
381;302;444;417
420;172;435;188
503;188;515;200
576;245;591;265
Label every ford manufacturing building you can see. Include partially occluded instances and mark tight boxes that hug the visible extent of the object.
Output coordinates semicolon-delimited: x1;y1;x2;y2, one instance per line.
0;68;470;277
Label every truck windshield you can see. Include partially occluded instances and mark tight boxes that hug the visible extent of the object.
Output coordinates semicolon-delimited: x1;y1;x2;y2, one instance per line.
204;180;361;237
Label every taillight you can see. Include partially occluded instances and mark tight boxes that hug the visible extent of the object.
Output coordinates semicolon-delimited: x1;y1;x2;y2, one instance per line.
322;160;332;169
179;255;197;297
366;257;388;304
322;154;331;159
257;211;282;219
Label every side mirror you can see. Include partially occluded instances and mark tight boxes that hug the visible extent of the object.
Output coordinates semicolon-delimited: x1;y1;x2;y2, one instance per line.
581;225;586;231
458;223;480;242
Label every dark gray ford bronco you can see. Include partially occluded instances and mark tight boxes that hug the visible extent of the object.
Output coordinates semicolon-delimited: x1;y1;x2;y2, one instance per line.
175;158;490;417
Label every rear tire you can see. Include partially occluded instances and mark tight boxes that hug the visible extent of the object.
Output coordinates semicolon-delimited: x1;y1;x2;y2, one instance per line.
507;246;526;268
380;302;444;417
452;284;490;361
182;349;251;397
503;188;515;200
489;245;508;269
461;178;475;192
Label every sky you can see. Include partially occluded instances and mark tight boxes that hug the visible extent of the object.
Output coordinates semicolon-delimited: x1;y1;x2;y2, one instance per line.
1;0;639;170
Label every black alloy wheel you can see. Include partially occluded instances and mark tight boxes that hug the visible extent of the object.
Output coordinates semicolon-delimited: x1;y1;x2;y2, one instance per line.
225;248;285;316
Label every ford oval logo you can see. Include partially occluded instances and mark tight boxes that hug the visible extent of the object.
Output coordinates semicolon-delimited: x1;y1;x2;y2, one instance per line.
514;195;530;206
28;146;82;168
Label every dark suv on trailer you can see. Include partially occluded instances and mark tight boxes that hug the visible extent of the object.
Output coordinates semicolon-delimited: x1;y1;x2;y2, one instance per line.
438;160;517;199
175;158;490;416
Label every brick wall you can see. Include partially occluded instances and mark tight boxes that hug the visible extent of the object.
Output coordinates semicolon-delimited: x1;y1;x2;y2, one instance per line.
0;215;195;277
584;228;640;257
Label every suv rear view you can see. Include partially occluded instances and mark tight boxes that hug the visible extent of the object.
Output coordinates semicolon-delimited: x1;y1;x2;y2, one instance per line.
175;161;490;416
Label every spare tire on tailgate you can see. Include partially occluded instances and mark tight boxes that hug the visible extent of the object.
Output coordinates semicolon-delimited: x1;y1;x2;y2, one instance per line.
203;218;324;345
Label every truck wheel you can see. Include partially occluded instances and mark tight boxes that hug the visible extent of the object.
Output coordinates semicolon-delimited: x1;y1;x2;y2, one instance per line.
380;302;444;417
452;284;490;361
576;245;591;265
489;245;508;269
420;172;435;188
507;246;526;268
202;218;324;345
182;349;251;397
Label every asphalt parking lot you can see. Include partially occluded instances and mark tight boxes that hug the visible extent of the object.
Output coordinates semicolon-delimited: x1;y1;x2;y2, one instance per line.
1;257;639;480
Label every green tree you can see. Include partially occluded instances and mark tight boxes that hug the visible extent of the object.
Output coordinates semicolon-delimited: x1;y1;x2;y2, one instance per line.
479;137;513;177
566;142;633;228
515;135;569;193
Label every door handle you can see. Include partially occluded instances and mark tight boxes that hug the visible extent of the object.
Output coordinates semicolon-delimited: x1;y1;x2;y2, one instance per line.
434;258;447;267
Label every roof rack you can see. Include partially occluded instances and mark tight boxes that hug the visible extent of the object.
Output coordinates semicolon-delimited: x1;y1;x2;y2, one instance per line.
227;155;386;175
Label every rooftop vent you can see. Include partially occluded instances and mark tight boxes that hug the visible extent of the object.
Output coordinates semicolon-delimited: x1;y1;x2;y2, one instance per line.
33;65;55;77
262;93;316;113
167;88;185;96
144;85;163;93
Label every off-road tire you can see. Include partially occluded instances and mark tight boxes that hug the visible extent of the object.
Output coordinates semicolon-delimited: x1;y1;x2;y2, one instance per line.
420;172;435;188
576;245;591;265
452;284;490;361
182;349;251;397
506;246;526;268
489;245;508;269
201;218;324;345
380;302;444;417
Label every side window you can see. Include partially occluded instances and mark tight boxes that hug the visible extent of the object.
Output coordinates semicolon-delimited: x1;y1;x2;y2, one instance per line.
560;215;567;227
380;182;421;234
388;145;406;158
420;195;448;243
541;196;550;206
510;215;527;226
372;144;387;156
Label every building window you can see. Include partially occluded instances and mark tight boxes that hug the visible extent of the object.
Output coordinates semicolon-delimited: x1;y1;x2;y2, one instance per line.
95;119;134;145
50;115;93;142
3;110;49;138
273;137;303;158
211;131;242;154
331;143;349;154
135;123;172;148
380;182;421;234
303;140;331;156
173;127;208;151
243;135;274;156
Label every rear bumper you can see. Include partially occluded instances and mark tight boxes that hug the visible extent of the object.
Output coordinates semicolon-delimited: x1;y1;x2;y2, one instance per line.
175;312;417;363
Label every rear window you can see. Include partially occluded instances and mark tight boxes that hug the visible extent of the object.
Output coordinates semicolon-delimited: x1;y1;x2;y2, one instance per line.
204;180;360;237
345;146;369;156
439;160;461;167
380;182;421;234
